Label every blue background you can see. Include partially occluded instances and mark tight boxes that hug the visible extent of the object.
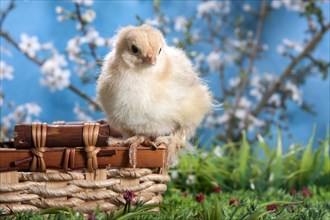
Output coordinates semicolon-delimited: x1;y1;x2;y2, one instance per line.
1;0;329;149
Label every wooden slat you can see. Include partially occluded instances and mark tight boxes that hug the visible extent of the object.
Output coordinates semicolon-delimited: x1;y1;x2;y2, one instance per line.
14;123;122;149
0;146;166;172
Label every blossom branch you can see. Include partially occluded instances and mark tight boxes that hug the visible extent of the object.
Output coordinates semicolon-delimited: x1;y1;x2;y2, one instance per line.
226;1;267;141
0;30;44;66
252;22;330;117
74;3;101;65
0;30;100;110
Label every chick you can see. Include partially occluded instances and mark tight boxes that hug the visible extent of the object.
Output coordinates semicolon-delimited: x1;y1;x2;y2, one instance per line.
96;24;212;166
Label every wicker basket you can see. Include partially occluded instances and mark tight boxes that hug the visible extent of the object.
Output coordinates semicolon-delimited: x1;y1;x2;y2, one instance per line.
0;122;170;214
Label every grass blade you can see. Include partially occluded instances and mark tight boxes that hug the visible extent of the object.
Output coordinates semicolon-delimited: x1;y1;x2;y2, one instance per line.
271;128;282;187
239;131;250;188
299;126;316;183
323;127;330;174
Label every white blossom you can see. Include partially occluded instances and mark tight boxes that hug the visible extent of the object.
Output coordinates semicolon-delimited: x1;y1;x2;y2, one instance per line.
72;0;93;6
235;109;247;120
248;115;265;131
197;1;230;17
95;37;105;46
186;174;196;185
308;20;317;32
76;23;83;30
213;146;223;158
145;18;160;27
250;88;262;100
205;115;215;127
171;170;179;179
74;103;93;121
271;0;305;12
250;181;256;190
229;77;240;87
261;44;268;51
247;31;254;38
75;62;95;78
206;51;222;72
55;6;64;14
40;69;71;92
264;73;276;83
41;53;67;74
230;39;247;51
80;28;99;43
243;3;252;12
239;97;252;109
221;1;231;14
25;103;42;116
193;53;204;70
283;38;304;53
268;94;281;107
82;9;96;23
224;54;235;65
66;36;84;63
201;152;209;159
41;42;54;50
277;44;286;55
1;103;42;130
289;144;296;151
286;81;302;105
67;37;81;54
0;61;14;80
271;0;282;9
174;16;188;32
284;0;305;12
191;30;200;43
19;33;41;57
172;37;180;45
105;37;116;48
197;1;230;16
216;113;229;124
250;75;261;87
57;15;66;22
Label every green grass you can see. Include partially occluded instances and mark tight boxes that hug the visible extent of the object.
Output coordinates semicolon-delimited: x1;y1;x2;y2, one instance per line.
169;128;330;192
1;187;329;219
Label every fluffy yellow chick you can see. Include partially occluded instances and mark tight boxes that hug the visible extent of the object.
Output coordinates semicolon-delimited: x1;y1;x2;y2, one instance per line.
96;24;212;166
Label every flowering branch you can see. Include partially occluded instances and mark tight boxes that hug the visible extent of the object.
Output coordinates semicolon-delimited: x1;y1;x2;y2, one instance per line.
252;22;330;117
74;3;101;65
0;30;100;110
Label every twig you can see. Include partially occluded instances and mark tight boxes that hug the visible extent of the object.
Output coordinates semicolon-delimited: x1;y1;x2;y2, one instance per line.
0;0;15;28
0;30;100;110
252;22;330;116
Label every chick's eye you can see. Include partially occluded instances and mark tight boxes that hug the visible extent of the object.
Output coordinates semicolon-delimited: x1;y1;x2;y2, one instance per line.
159;47;162;54
131;45;139;54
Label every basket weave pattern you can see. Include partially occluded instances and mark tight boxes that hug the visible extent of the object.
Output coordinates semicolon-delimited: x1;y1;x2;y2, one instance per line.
0;168;170;214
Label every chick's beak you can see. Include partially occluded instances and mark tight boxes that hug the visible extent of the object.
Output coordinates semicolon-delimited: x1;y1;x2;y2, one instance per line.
144;55;156;65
